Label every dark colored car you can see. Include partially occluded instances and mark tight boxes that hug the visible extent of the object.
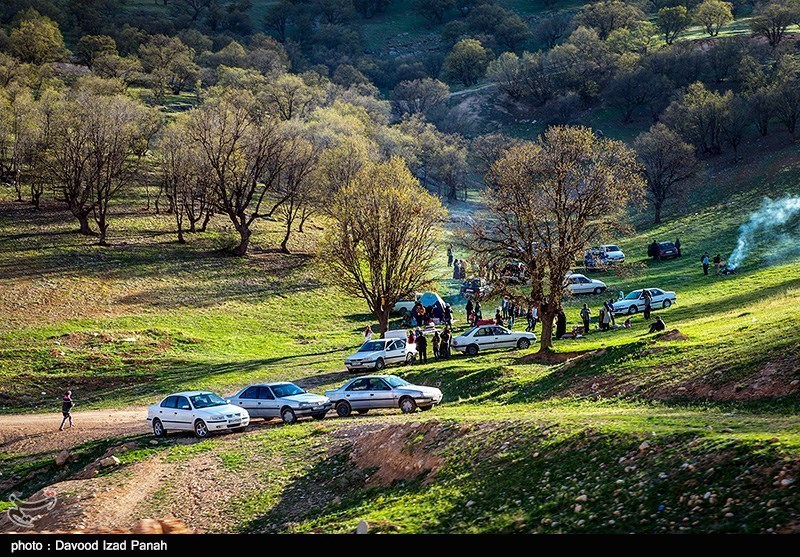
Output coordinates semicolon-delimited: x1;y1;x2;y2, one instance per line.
656;242;679;260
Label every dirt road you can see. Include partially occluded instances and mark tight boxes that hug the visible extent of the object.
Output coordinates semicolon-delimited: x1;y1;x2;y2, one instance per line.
0;409;147;456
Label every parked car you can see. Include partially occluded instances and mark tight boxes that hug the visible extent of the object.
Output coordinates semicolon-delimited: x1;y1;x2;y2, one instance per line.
584;249;609;271
612;288;677;315
460;277;491;298
565;273;607;295
450;325;536;356
600;244;625;263
345;330;417;372
228;382;331;424
148;391;250;438
656;241;679;260
324;375;443;416
392;293;422;315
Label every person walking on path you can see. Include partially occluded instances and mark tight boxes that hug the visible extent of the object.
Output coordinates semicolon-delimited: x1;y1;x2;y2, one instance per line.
701;252;710;276
59;391;74;431
643;289;653;320
447;245;454;267
432;331;441;360
580;304;591;334
416;332;428;364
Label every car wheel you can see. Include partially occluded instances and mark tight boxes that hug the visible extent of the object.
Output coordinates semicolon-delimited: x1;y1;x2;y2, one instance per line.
419;405;433;411
194;419;209;438
399;396;417;414
628;306;638;315
311;413;327;421
593;287;604;295
517;338;531;350
356;409;369;415
281;407;297;425
336;401;352;417
152;418;165;437
466;344;479;356
405;353;415;365
663;299;672;309
374;358;385;371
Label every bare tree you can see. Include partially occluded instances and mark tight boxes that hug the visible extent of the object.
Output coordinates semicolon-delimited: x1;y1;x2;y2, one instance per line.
470;126;644;352
319;157;446;335
272;136;319;253
634;123;698;224
186;91;290;256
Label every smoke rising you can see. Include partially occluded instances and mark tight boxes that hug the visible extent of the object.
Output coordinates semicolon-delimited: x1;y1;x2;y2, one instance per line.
728;196;800;269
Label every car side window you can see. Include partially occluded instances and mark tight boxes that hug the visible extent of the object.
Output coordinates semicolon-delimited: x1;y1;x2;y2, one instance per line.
346;379;369;391
175;396;191;410
258;387;275;400
387;341;398;351
653;289;663;296
368;378;391;391
581;277;591;283
160;396;177;408
396;339;406;349
241;386;259;399
475;328;490;337
494;327;509;335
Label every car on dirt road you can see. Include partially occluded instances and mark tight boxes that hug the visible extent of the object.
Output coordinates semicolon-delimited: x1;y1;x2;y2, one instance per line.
148;391;250;438
612;288;677;315
450;325;536;356
228;382;331;425
324;375;443;417
344;331;417;372
565;273;607;295
460;277;491;298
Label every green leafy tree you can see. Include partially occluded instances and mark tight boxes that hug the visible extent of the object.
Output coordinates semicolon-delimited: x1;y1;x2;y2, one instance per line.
9;10;68;65
661;81;733;154
76;35;117;69
443;38;490;86
318;157;446;335
575;0;646;39
657;6;692;44
749;0;800;48
414;0;454;23
694;0;734;36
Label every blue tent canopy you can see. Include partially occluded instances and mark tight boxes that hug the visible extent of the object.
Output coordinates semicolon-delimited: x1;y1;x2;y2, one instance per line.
418;292;446;319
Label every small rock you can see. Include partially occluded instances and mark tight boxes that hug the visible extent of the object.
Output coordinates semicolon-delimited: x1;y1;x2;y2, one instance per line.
149;440;159;445
55;450;70;466
658;472;668;479
575;494;588;502
703;492;711;499
533;452;539;458
639;441;650;451
780;478;794;487
356;520;369;534
466;500;475;508
574;504;582;513
100;456;120;468
725;513;734;518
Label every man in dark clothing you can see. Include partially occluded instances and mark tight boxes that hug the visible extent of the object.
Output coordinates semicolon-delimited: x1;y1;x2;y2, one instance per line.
443;304;453;327
555;310;567;339
447;245;454;266
439;328;451;359
675;238;681;256
465;299;474;323
643;290;653;320
648;316;666;334
416;332;428;364
495;309;504;326
648;240;658;259
60;391;74;431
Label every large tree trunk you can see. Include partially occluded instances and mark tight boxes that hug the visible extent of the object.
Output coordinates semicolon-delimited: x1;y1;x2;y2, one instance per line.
231;226;251;256
538;311;555;352
200;211;212;232
75;210;95;236
376;307;390;337
280;221;292;254
653;201;662;224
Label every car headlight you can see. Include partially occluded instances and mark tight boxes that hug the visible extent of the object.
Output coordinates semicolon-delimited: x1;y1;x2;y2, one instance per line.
299;402;311;407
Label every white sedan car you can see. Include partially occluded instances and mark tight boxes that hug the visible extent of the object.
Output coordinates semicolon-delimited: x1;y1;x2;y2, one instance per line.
325;375;443;416
612;288;677;315
147;391;250;438
228;382;331;424
451;325;536;356
566;273;607;295
345;333;417;372
600;244;626;263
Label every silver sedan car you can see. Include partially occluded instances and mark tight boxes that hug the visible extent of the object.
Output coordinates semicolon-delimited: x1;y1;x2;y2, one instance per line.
324;375;443;417
228;382;332;424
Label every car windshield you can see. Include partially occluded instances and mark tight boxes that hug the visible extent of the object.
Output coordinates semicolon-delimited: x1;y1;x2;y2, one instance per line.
189;393;227;409
625;291;641;300
385;376;410;388
359;340;385;352
462;326;477;337
271;383;305;397
660;242;675;248
605;245;620;251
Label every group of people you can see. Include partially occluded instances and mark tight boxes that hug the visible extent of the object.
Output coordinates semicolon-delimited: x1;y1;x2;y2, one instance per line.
701;252;725;276
579;291;665;336
408;328;452;363
403;301;453;328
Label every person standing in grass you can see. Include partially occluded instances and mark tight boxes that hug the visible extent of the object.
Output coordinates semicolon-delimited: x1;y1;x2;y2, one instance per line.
59;390;74;431
416;332;428;364
527;305;538;332
453;258;460;280
443;304;453;327
495;308;504;326
447;245;454;266
580;304;591;334
432;331;441;360
605;299;616;327
556;310;567;339
675;238;682;257
364;325;373;341
440;328;451;359
701;252;710;275
643;290;653;320
474;300;482;321
459;260;466;279
465;298;474;324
